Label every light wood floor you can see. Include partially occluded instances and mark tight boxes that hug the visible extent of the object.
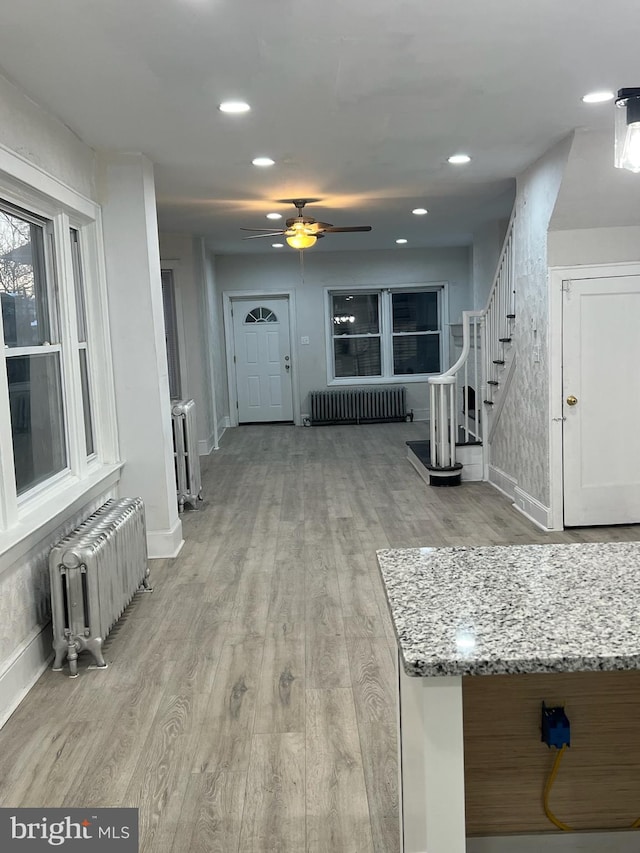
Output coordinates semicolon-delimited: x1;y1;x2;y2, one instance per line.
1;423;639;852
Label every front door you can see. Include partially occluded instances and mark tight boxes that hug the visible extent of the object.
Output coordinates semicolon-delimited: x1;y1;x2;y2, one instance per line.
232;297;293;423
563;274;640;525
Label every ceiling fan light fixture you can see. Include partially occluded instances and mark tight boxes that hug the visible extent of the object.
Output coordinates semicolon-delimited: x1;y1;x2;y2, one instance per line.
286;232;317;249
218;100;251;113
615;88;640;173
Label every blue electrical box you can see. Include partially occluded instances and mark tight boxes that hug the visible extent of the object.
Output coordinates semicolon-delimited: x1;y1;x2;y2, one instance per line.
541;702;570;748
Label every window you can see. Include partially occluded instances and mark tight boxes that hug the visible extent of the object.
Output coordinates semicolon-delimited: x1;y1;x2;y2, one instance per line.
329;286;443;382
245;306;277;324
0;204;67;494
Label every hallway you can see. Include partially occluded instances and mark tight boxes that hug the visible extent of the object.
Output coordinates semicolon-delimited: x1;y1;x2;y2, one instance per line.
1;423;638;852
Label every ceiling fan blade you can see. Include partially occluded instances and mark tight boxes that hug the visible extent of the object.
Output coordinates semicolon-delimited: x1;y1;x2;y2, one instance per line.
242;233;284;239
321;226;372;233
240;227;284;232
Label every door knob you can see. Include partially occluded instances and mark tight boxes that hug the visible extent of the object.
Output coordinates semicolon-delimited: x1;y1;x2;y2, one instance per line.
566;395;578;406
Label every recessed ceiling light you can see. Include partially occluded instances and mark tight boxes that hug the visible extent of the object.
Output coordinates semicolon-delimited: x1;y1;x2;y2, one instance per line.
448;154;471;165
412;208;428;215
266;212;282;220
218;101;251;113
396;238;408;244
582;90;615;104
272;243;284;248
252;156;275;167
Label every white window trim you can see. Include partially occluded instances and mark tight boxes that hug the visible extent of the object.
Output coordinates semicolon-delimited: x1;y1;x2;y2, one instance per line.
0;141;119;550
324;282;449;385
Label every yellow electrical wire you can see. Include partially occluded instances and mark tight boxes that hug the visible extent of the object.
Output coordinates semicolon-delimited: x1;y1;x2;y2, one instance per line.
543;744;640;831
543;746;574;832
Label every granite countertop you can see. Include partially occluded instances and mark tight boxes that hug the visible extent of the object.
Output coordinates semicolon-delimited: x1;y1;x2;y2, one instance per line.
376;542;640;678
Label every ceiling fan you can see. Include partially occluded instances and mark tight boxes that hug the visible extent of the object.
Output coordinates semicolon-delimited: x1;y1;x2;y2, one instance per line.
241;199;372;249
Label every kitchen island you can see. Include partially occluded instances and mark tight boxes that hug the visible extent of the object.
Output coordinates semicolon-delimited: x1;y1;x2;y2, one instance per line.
377;542;640;853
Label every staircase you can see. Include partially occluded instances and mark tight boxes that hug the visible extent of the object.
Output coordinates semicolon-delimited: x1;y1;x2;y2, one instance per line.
417;211;516;485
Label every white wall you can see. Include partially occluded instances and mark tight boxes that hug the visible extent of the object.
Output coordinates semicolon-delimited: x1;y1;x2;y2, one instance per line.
214;246;471;422
472;219;509;310
489;135;572;507
158;233;216;451
203;246;229;441
0;74;95;199
98;154;182;559
548;226;640;268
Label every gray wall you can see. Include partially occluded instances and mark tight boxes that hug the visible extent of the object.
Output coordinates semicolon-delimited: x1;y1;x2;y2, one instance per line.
214;246;471;422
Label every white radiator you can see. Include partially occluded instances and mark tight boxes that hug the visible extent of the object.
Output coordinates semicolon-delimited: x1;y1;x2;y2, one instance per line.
49;497;151;677
309;386;410;425
171;398;203;511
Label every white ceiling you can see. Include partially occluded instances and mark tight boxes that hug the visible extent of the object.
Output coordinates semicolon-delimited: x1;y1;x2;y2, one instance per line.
1;0;638;254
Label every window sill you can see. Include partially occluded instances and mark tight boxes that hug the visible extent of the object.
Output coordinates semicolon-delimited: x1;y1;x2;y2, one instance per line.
328;375;437;386
0;462;124;575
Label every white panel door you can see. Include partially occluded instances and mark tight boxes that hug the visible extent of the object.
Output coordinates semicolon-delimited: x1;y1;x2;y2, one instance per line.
232;297;293;423
563;275;640;526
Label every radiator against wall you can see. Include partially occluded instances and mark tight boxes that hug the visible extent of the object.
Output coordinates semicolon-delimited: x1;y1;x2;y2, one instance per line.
309;386;410;425
49;497;151;678
171;398;203;511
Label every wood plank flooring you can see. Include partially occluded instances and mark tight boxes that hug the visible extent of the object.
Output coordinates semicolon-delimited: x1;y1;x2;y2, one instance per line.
1;422;639;852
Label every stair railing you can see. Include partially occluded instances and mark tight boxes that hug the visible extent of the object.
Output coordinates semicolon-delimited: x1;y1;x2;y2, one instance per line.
428;210;516;470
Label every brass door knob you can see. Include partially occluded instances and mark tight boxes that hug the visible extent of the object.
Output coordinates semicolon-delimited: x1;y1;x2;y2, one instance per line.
566;395;578;406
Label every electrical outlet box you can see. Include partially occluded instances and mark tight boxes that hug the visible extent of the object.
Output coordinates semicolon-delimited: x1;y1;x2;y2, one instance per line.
541;702;570;749
301;336;310;345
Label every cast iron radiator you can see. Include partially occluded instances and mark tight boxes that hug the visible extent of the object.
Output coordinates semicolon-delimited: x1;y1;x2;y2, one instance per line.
49;497;152;677
171;398;203;511
309;386;409;425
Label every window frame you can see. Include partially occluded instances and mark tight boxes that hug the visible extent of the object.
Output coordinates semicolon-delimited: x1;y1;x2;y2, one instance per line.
324;282;449;385
0;144;119;549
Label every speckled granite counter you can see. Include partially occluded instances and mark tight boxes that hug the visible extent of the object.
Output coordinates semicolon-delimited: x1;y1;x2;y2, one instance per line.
377;542;640;678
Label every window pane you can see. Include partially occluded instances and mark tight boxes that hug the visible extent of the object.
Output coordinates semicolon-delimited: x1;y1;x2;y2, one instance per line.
393;334;441;375
0;210;50;346
334;337;381;377
7;352;67;494
332;293;379;335
392;291;438;333
79;348;95;456
70;228;87;342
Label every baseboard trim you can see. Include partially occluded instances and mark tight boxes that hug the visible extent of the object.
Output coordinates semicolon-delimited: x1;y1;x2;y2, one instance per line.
197;432;215;456
147;517;184;558
467;830;638;852
513;486;551;531
488;465;517;501
0;623;53;730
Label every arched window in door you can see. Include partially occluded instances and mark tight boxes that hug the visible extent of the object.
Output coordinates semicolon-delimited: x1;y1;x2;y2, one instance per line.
244;306;278;324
